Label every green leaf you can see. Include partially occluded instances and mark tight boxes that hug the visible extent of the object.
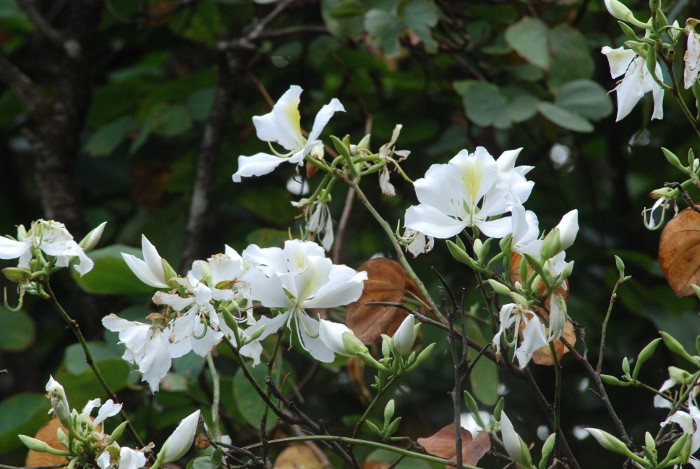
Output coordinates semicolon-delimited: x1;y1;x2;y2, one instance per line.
186;88;216;120
505;17;550;70
507;94;539;123
365;8;403;58
146;103;193;137
402;0;439;53
330;0;364;16
547;24;594;91
0;306;35;352
462;82;511;128
85;116;137;157
537;102;593;132
56;359;131;409
64;341;120;375
72;245;155;296
0;393;50;454
322;0;365;40
555;79;613;121
233;365;278;429
169;0;224;46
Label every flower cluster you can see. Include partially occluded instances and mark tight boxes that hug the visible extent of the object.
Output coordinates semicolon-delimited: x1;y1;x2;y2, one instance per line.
105;237;367;392
402;145;578;368
21;377;200;469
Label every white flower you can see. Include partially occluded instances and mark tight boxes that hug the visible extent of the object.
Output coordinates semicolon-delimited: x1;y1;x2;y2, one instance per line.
460;411;491;437
98;446;148;469
102;314;173;392
401;228;434;257
232;85;345;182
643;196;675;230
495;148;534;205
548;293;567;341
121;235;170;288
685;28;700;89
393;315;417;356
661;403;700;454
0;219;94;275
537;209;579;261
377;124;410;196
404;147;522;239
492;303;548;368
93;399;122;428
510;205;539;254
601;46;665;121
243;240;367;362
156;410;201;464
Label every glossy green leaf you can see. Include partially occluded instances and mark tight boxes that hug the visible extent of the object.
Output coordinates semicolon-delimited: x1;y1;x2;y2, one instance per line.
64;341;120;375
0;393;50;454
537;102;593;132
555;79;613;121
505;17;549;70
0;306;35;352
72;245;155;296
233;366;278;429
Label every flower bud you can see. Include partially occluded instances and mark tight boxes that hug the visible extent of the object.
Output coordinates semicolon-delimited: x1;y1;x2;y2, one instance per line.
604;0;650;29
318;319;367;356
500;412;533;467
540;210;578;260
79;222;107;253
488;279;511;295
45;376;71;428
383;399;395;427
19;435;70;455
155;410;200;465
393;315;417;356
2;267;31;284
585;428;634;456
660;331;697;364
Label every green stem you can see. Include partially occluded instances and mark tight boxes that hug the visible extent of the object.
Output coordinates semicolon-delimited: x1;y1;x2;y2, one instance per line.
352;375;396;438
549;341;562;458
243;435;483;468
42;281;145;449
597;277;624;373
341;176;444;322
206;353;221;440
664;56;700;138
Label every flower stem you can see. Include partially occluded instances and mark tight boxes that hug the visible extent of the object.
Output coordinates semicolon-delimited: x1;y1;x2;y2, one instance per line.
205;353;221;440
352;375;396;438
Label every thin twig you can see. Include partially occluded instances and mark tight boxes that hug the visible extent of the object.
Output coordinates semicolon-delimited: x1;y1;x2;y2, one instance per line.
18;0;65;45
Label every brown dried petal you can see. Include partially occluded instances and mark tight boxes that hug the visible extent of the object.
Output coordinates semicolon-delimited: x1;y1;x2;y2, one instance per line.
659;207;700;296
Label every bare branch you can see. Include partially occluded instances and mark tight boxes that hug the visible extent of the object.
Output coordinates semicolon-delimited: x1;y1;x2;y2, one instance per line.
18;0;65;45
0;52;48;117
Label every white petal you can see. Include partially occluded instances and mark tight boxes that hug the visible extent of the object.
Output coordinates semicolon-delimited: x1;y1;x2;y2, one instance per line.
158;410;201;464
232;152;287;182
477;216;513;239
405;204;467;239
307;98;345;142
601;46;635;79
0;237;29;259
253;85;303;151
119;447;148;469
93;399;122;427
304;268;367;308
295;313;335;363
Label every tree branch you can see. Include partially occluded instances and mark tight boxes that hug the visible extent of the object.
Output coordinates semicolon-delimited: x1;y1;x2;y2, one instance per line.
0;52;48;118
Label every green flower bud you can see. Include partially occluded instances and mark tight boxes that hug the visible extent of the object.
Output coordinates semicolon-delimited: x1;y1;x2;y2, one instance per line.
540;433;556;469
18;435;70;456
585;428;634;457
407;342;435;371
446;240;486;272
78;222;107;253
2;267;31;284
107;421;128;445
633;338;661;380
660;331;697;364
383;399;395;427
662;148;688;173
614;255;626;277
488;279;511;295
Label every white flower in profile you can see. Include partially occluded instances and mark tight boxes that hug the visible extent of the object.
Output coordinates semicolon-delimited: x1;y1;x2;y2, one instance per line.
243;240;367;362
308;202;334;251
404;147;518;239
45;376;71;424
685;27;700;89
495;148;534;205
401;228;434;257
492;303;548;368
156;410;201;465
121;235;170;288
98;446;148;469
0;219;95;275
102;314;173;392
510;205;539;254
318;319;367;356
601;46;664;121
232;85;345;182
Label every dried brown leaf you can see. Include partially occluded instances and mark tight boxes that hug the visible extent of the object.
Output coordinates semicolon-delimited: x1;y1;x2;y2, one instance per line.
659;207;700;296
532;318;576;365
417;423;491;466
347;258;417;344
347;356;372;405
273;443;327;469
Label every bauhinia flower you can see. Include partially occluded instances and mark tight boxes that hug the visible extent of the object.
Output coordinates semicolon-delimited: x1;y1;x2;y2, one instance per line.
102;315;174;392
122;235;174;288
308;201;334;251
685;25;700;89
45;375;71;425
318;319;368;356
232;85;345;182
377;124;411;196
0;219;96;275
405;147;527;239
392;314;418;356
601;45;665;121
155;409;201;466
492;303;548;368
539;209;579;260
98;445;148;469
243;240;367;362
401;228;434;257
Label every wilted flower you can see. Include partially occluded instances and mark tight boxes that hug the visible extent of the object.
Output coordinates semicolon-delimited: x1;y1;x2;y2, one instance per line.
601;45;664;121
232;85;344;182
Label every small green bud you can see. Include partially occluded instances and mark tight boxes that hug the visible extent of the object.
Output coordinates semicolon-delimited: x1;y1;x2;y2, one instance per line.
342;332;369;356
585;428;635;457
618;20;641;40
107;421;128;445
600;374;632;386
645;49;658;81
625;40;649;56
604;0;651;29
473;238;483;258
463;391;487;429
660;433;690;465
478;237;492;262
644;432;655;451
633;338;661;380
660;331;697;364
365;420;382;437
356;134;371;152
79;222;107;253
446;240;486;272
488;279;511;295
383;400;395;428
384;417;402;438
162;259;178;286
407;342;435;371
622;357;631;377
18;435;70;455
56;427;68;449
493;397;505;420
661;148;688;173
614;255;626;278
540;433;556;469
2;267;31;284
508;291;530;307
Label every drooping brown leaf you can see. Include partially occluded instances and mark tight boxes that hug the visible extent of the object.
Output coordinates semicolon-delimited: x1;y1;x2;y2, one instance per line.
659;207;700;296
347;258;426;344
532;316;577;365
347;356;372;405
25;417;71;467
417;423;491;466
273;443;328;468
362;462;390;469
